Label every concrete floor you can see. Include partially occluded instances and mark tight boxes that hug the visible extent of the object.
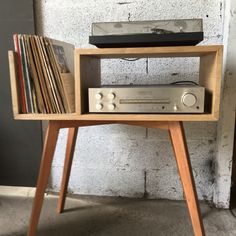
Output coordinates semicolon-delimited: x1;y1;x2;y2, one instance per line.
0;194;236;236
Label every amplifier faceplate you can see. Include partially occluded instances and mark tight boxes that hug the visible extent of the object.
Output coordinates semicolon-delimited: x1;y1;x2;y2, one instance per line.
88;86;205;113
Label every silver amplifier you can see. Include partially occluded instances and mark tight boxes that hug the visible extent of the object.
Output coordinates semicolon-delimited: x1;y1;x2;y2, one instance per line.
88;85;205;113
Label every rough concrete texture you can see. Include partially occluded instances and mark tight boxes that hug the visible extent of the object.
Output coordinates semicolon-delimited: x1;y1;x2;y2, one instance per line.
50;122;216;201
1;194;236;236
213;0;236;208
34;0;230;206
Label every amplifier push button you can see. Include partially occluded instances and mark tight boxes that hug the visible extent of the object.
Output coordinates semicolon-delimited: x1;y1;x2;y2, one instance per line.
173;105;178;111
108;103;116;111
96;103;103;110
95;93;103;100
108;92;116;100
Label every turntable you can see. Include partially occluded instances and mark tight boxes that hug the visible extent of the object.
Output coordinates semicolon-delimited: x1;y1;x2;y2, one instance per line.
89;19;203;48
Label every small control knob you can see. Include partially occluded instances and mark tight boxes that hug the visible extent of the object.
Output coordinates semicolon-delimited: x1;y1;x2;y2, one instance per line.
108;103;116;111
95;93;103;100
173;105;178;111
96;103;103;110
182;93;197;107
108;92;116;100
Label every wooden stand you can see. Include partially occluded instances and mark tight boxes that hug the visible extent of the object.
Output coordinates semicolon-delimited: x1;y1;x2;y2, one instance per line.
9;45;221;236
27;120;205;236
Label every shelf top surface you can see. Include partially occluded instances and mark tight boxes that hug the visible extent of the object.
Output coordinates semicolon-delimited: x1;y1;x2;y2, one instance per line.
76;45;223;57
13;113;218;122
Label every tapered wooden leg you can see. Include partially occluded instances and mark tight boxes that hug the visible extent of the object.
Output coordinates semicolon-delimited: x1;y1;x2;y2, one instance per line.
57;127;78;214
169;121;205;236
28;121;60;236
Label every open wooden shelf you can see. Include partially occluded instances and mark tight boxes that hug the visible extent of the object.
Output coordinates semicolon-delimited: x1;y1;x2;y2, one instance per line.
9;45;223;121
9;45;221;236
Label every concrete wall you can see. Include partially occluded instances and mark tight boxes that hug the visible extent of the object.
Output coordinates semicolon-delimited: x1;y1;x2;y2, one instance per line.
214;0;236;208
35;0;232;206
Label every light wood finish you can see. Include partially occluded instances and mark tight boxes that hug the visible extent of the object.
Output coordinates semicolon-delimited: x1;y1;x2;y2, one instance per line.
57;120;170;129
9;45;214;235
9;45;223;121
76;45;222;118
58;120;113;128
199;48;223;120
169;121;205;236
28;121;60;236
118;121;169;129
57;127;78;213
76;55;101;115
13;113;217;121
8;51;20;115
76;45;222;58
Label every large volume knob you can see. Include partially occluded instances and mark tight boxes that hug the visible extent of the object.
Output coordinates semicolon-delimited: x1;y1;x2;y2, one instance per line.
182;93;197;107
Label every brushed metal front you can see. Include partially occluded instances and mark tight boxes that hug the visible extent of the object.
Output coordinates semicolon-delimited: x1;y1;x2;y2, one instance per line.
88;86;205;113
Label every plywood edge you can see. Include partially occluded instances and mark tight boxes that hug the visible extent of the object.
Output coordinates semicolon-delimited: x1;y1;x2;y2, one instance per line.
214;45;223;119
14;113;78;120
77;114;218;121
75;45;223;56
13;113;217;121
212;112;219;121
8;51;20;116
74;50;81;115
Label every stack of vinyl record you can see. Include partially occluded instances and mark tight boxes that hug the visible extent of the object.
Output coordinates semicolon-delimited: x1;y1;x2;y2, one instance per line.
13;34;75;114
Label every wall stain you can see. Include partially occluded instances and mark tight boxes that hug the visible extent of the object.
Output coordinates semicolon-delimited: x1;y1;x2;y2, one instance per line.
145;128;148;138
207;158;215;177
208;140;214;145
143;170;148;198
171;187;177;192
146;58;149;74
128;13;131;21
228;160;232;171
220;2;223;19
208;149;214;156
117;2;133;5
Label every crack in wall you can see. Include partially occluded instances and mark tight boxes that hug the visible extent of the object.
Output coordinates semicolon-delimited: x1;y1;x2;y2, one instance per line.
143;170;148;198
128;12;131;21
146;58;149;74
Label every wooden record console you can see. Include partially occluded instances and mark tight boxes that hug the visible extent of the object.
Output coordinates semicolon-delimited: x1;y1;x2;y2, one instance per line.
8;45;223;236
